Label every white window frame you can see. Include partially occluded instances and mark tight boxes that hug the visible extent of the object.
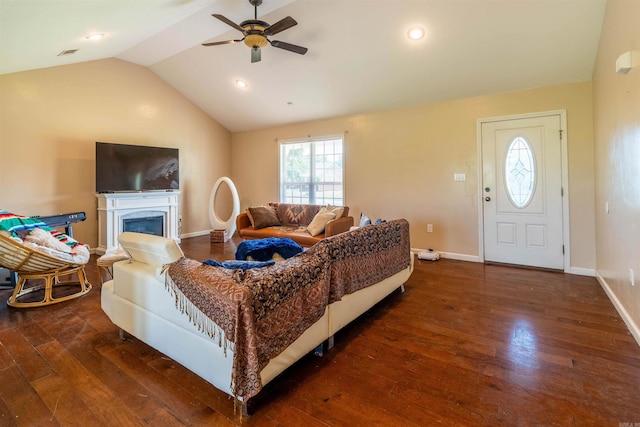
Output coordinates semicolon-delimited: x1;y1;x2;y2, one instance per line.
279;135;345;205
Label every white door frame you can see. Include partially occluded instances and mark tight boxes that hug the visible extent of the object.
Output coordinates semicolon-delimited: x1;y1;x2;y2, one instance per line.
476;109;570;272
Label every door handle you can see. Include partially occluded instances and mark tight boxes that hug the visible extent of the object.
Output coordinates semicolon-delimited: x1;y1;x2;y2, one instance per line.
485;196;491;202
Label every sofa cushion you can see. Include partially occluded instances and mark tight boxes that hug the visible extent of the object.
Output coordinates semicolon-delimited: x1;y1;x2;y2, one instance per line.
118;232;184;267
238;227;324;247
271;203;322;226
278;230;325;247
247;206;280;229
307;210;336;236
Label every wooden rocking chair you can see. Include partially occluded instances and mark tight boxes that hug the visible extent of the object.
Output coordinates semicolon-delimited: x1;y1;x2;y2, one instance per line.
0;233;91;308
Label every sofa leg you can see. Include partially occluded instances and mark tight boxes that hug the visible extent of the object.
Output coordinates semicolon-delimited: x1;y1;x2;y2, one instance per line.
400;284;405;293
235;398;249;418
119;328;129;341
327;335;335;350
242;402;249;418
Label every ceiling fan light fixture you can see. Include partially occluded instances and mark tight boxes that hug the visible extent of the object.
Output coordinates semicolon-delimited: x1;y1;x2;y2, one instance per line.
407;27;425;41
244;34;268;49
204;1;307;63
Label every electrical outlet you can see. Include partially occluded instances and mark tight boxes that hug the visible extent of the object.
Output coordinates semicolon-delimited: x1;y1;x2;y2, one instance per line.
427;224;433;233
631;269;635;287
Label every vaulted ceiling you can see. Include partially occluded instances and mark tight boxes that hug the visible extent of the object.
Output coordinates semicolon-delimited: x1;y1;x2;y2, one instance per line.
0;0;607;132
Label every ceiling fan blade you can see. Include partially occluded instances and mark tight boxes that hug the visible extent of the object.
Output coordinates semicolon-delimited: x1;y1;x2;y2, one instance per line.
251;47;261;63
264;16;297;36
202;39;243;47
212;14;245;33
270;40;308;55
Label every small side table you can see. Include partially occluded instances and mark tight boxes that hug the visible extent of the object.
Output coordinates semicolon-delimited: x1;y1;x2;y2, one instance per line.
96;249;129;284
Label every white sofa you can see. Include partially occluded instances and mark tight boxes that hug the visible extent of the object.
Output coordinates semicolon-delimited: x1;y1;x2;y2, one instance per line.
101;220;413;415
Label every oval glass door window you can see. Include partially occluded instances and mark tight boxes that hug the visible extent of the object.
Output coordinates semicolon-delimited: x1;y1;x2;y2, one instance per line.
505;136;536;208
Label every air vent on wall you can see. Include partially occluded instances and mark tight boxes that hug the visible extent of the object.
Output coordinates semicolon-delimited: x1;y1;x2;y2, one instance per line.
57;49;79;56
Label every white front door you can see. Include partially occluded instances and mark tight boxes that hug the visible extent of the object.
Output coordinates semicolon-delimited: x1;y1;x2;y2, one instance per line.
481;114;564;269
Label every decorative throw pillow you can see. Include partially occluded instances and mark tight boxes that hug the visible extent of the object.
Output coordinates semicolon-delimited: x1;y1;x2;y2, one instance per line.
359;212;371;227
325;204;345;219
246;206;280;229
99;246;130;263
307;211;336;236
273;203;322;226
24;228;72;253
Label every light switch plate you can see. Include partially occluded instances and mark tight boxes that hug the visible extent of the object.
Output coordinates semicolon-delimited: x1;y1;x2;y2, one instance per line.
454;173;466;182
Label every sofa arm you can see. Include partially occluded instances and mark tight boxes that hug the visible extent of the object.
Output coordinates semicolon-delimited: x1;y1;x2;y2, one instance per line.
325;216;354;237
236;212;252;231
118;232;184;266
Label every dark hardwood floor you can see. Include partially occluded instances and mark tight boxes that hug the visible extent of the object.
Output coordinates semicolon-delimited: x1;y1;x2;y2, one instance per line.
1;235;639;426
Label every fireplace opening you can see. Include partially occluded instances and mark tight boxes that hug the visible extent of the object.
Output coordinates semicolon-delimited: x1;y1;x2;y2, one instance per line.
122;216;164;237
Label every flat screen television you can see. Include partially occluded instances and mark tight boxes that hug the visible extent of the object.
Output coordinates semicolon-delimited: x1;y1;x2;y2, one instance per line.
95;142;179;193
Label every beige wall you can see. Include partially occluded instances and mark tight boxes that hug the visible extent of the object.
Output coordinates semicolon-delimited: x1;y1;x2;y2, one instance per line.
593;0;640;336
232;81;596;270
0;58;232;248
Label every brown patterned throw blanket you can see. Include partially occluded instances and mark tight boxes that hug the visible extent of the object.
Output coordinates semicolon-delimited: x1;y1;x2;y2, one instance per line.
165;218;410;401
166;249;330;400
308;219;411;303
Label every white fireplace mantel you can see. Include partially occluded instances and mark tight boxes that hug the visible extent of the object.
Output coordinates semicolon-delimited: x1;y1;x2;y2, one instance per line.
96;191;180;254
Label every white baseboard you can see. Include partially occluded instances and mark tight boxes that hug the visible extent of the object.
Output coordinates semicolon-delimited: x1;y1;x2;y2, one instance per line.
180;230;215;239
596;270;640;348
441;252;482;262
567;266;596;277
411;248;482;263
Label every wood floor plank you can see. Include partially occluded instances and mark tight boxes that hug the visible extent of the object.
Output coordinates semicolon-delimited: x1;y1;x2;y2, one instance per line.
0;365;57;426
31;372;107;426
0;395;18;427
0;327;53;381
0;334;16;369
12;316;54;348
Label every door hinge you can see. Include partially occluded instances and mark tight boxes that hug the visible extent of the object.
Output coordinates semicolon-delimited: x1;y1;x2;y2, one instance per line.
561;187;564;197
559;129;564;140
562;245;565;254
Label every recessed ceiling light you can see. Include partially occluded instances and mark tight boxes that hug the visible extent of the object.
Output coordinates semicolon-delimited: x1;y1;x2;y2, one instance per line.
85;33;105;41
235;79;248;89
407;27;425;41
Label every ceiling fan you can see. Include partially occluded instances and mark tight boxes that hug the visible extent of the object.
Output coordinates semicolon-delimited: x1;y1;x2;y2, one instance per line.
202;0;308;63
